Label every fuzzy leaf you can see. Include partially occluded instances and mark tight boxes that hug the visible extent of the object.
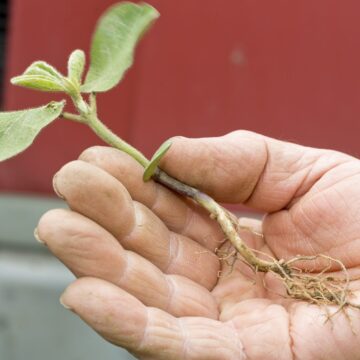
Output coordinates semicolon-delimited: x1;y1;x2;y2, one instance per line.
81;2;159;93
0;101;65;161
11;74;66;92
10;61;71;93
24;61;64;80
67;49;86;85
143;140;172;181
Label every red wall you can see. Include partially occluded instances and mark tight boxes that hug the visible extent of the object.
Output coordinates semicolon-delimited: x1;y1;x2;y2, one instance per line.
1;0;360;194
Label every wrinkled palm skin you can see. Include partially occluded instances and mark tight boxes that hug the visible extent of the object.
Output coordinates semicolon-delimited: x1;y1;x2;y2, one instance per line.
38;131;360;359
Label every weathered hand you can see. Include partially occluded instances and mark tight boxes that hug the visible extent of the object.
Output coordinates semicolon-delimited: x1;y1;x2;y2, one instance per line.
37;131;360;359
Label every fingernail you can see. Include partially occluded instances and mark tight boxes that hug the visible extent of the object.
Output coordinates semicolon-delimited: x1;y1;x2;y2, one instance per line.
59;295;72;310
52;172;65;199
34;227;45;244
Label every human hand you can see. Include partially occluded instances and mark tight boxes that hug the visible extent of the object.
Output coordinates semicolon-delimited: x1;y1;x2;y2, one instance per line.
37;131;360;359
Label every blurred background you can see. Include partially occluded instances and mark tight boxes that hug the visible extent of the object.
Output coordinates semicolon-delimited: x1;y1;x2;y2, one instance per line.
1;0;360;359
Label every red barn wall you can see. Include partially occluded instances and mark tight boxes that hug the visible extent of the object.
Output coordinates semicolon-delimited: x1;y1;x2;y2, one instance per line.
1;0;360;194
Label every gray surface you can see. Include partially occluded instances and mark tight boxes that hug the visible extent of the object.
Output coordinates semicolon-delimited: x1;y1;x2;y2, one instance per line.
0;193;135;360
0;193;67;249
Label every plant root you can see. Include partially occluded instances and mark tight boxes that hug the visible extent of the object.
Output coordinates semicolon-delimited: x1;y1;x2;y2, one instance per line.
152;168;360;312
216;217;360;313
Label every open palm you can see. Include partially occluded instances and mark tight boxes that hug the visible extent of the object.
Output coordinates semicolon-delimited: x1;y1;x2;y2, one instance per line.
38;131;360;359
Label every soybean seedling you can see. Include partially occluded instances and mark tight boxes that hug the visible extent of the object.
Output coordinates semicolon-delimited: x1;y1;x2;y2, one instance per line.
0;1;358;312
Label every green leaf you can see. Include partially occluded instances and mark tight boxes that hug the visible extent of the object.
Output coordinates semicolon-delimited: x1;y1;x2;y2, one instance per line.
81;2;159;93
11;74;66;92
67;49;86;86
24;61;64;80
143;140;172;181
11;60;68;92
11;60;80;96
0;100;65;161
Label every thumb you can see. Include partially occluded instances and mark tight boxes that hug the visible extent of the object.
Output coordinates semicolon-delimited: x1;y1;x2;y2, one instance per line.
160;130;352;212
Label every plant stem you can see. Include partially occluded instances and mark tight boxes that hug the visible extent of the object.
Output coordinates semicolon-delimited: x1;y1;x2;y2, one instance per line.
65;92;280;275
87;113;149;168
154;169;278;273
63;93;149;168
62;112;86;124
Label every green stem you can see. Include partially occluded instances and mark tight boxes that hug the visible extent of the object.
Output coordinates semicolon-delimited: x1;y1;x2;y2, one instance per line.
65;93;149;168
87;113;149;168
62;112;86;124
65;92;279;275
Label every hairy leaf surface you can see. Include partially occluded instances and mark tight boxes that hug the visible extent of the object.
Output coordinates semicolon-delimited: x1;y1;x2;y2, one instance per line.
0;101;65;161
81;2;159;93
11;61;68;92
68;50;86;86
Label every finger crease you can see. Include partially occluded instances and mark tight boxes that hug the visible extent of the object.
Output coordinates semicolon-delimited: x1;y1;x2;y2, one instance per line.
117;251;130;285
164;275;176;313
178;318;190;360
228;320;247;360
136;306;150;352
181;207;196;236
243;137;269;205
164;232;180;273
121;205;141;245
148;182;161;212
288;304;297;360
